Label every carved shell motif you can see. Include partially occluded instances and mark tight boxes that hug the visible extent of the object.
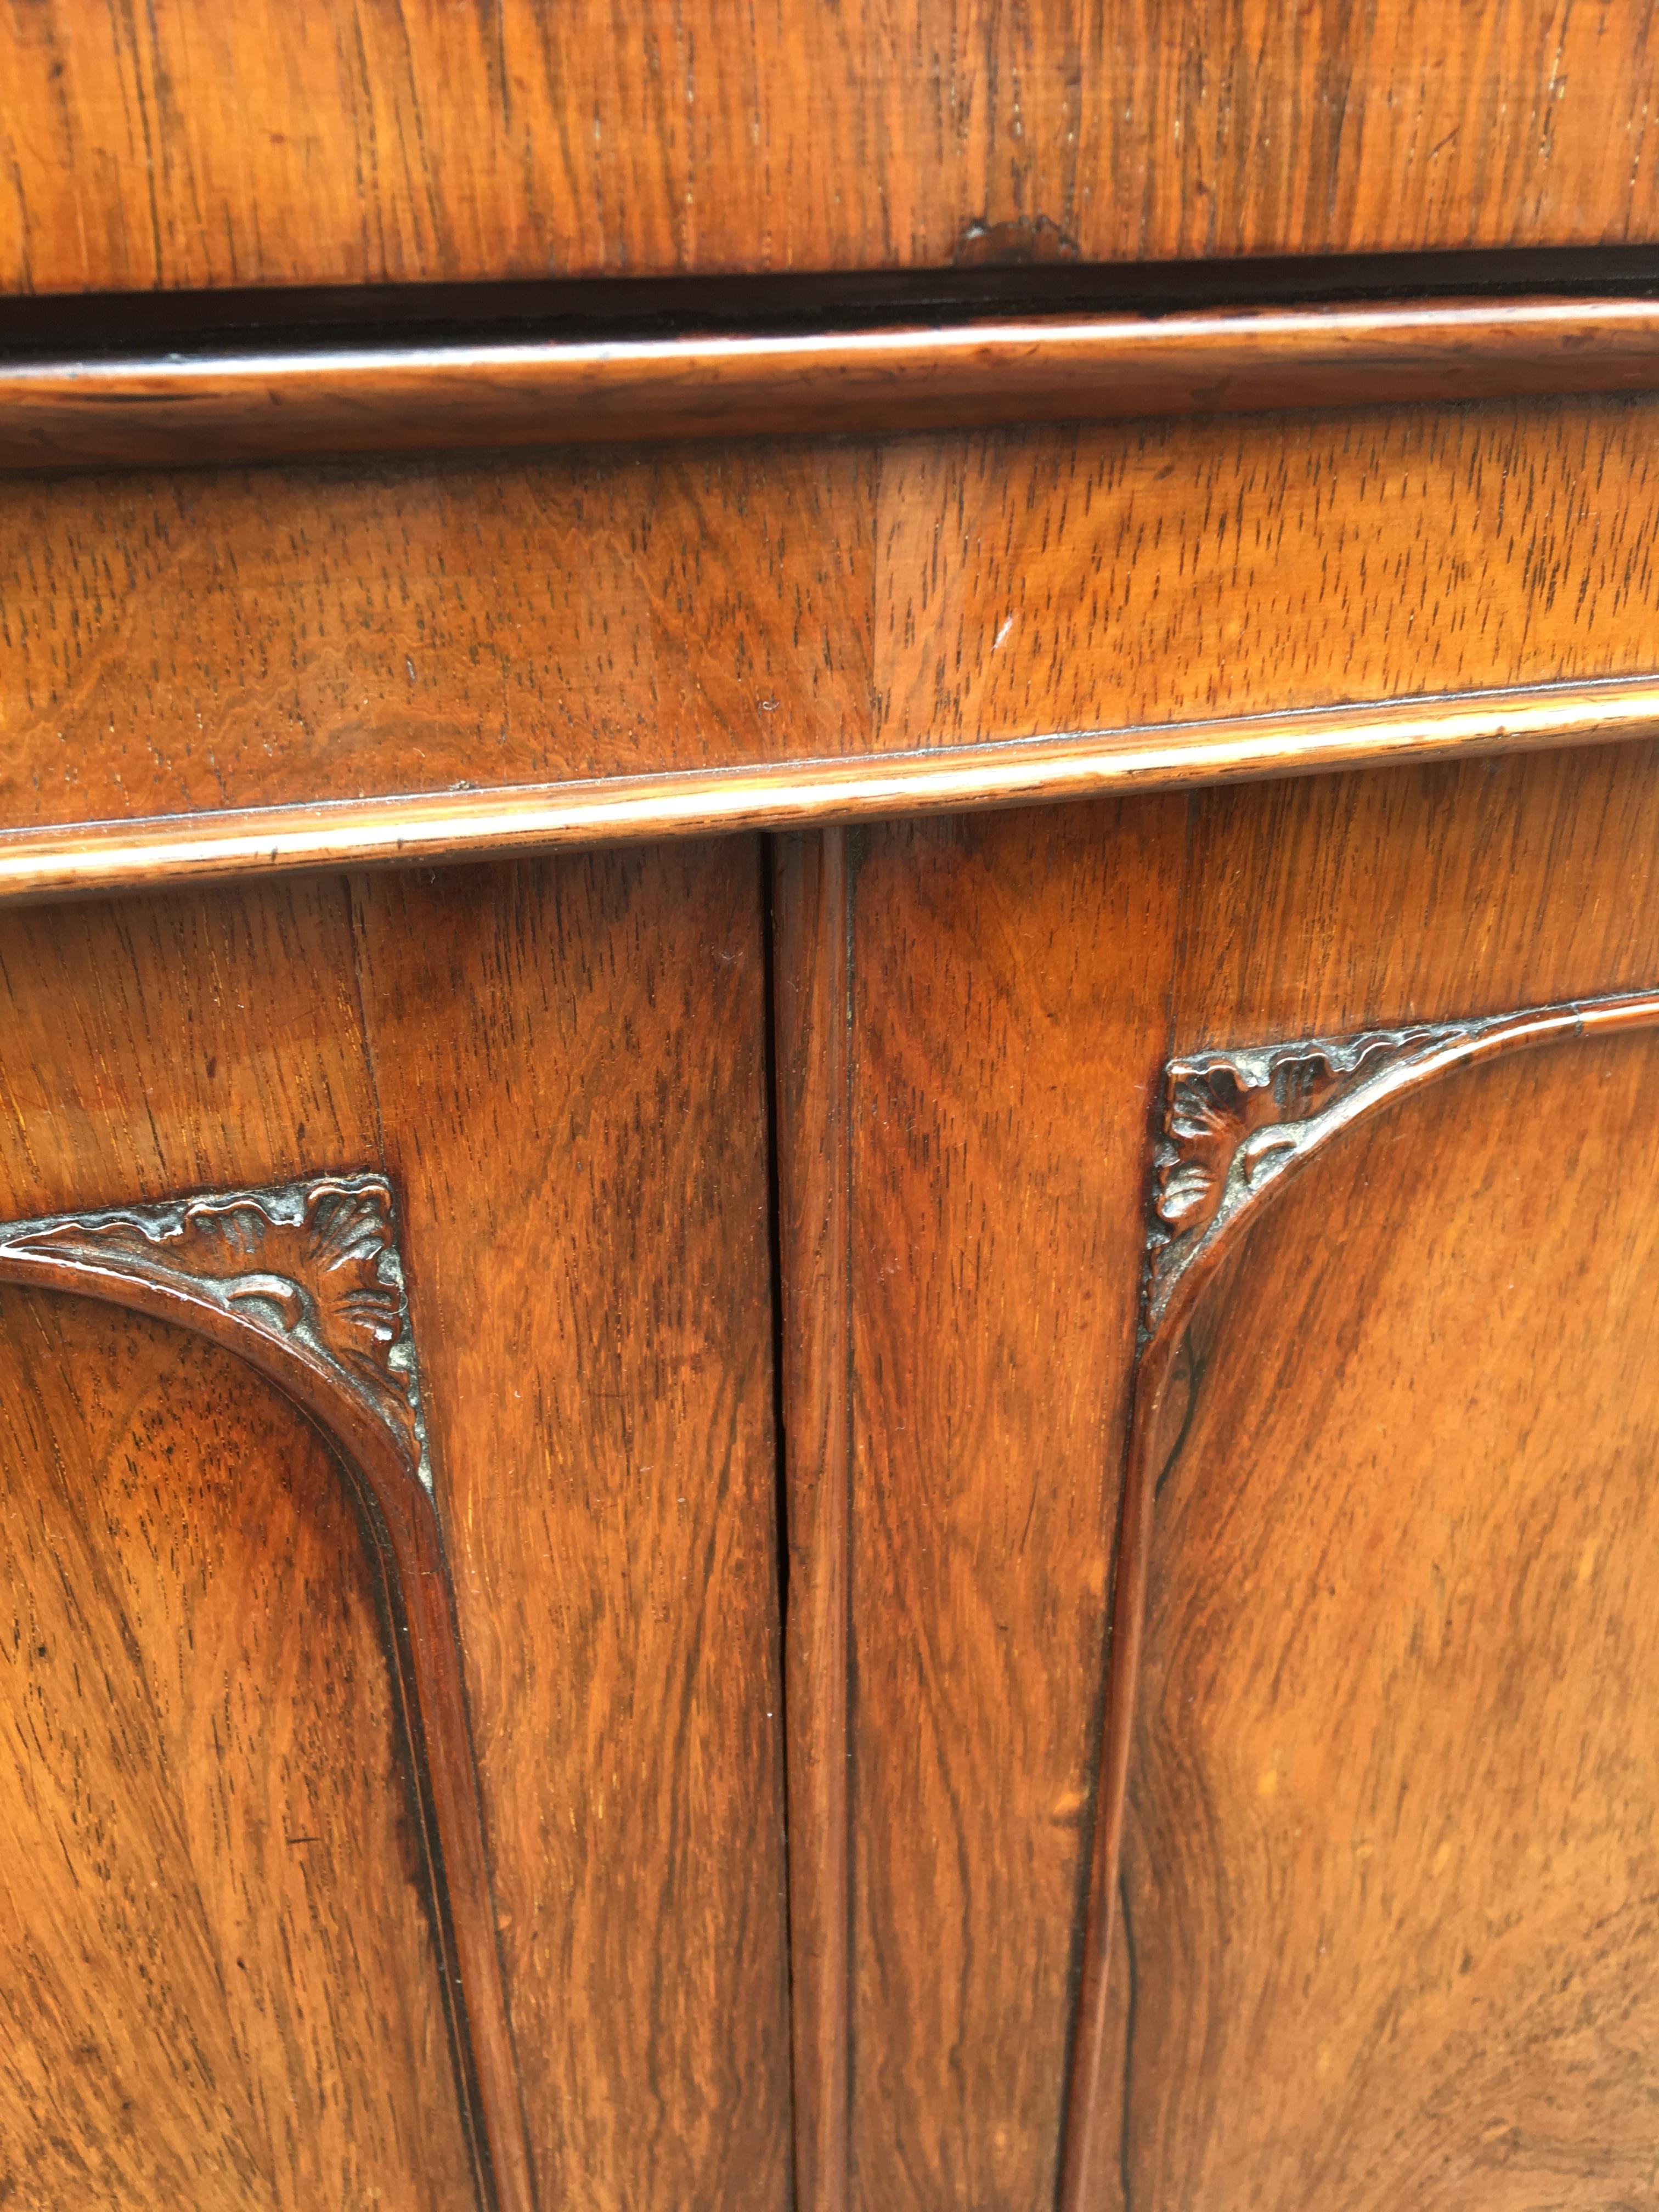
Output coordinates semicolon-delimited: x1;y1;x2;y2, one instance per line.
0;1174;430;1487
1145;1029;1441;1331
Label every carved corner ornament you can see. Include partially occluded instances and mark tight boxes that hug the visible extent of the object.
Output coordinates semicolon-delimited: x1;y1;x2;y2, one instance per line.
1145;1024;1453;1334
0;1172;432;1491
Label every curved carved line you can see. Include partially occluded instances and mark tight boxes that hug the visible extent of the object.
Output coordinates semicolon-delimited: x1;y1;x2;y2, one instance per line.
1058;984;1659;2212
0;1173;533;2212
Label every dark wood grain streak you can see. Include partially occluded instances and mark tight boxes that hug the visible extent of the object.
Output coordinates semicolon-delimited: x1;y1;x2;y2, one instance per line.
0;1180;537;2212
771;829;854;2212
6;0;1659;292
12;297;1659;470
1060;985;1659;2211
4;676;1658;906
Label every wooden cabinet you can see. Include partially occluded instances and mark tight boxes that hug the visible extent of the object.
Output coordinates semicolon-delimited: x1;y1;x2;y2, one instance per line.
8;10;1659;2208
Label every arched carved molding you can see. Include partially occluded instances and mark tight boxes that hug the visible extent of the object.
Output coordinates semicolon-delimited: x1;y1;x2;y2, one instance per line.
0;1171;533;2212
1059;984;1659;2212
0;1174;432;1485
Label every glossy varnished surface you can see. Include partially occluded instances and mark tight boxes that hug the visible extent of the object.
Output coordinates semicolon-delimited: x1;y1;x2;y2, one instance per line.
6;0;1659;291
12;297;1659;471
351;845;793;2210
0;1287;472;2209
5;677;1658;906
0;853;791;2209
1113;1035;1659;2205
772;831;854;2212
835;803;1183;2208
10;399;1659;846
775;738;1659;2209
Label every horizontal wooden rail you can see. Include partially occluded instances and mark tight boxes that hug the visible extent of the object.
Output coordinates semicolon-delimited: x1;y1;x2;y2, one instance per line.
7;297;1659;469
2;676;1656;902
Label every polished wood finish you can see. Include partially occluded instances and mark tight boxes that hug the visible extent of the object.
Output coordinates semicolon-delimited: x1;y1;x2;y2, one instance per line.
3;675;1657;906
12;395;1659;852
0;1285;473;2210
0;854;789;2209
12;296;1659;471
0;1172;532;2212
781;737;1659;2209
772;831;854;2212
1063;986;1659;2209
1075;1012;1659;2205
20;18;1659;2190
351;846;793;2210
7;1;1659;293
834;802;1183;2209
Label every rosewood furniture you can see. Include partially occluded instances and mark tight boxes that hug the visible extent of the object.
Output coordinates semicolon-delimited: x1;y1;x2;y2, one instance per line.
5;8;1659;2207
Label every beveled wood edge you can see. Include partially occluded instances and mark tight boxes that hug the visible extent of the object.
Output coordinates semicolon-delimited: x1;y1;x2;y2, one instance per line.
1057;984;1659;2211
771;832;854;2212
7;295;1659;469
3;675;1657;904
0;1180;537;2212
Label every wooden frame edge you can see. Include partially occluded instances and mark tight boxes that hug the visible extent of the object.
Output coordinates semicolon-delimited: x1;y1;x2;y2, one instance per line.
771;830;855;2212
6;295;1659;470
2;675;1656;904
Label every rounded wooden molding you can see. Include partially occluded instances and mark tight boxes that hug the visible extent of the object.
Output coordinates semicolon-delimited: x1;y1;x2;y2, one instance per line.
7;296;1659;470
2;675;1656;905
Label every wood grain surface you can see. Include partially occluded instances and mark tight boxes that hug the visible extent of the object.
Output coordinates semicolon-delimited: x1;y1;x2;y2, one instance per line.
5;0;1659;292
0;443;874;830
0;878;382;1220
13;296;1659;472
351;843;793;2211
0;851;790;2208
11;396;1659;846
833;800;1184;2210
771;830;854;2212
771;738;1659;2208
7;675;1658;908
871;399;1659;748
0;1284;473;2210
1109;1030;1659;2206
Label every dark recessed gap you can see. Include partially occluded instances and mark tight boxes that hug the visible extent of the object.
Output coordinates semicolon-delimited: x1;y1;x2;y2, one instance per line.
6;244;1659;362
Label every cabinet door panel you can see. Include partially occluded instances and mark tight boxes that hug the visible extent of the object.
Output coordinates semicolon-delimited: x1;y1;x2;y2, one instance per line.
352;843;792;2212
0;1285;473;2210
772;804;1186;2212
1118;1030;1659;2207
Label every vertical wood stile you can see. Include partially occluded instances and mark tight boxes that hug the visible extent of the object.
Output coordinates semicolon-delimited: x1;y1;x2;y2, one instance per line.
771;828;854;2212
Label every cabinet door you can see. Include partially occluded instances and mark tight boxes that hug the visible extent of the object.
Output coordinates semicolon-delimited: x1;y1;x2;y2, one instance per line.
0;845;791;2212
774;744;1659;2212
1094;1007;1659;2209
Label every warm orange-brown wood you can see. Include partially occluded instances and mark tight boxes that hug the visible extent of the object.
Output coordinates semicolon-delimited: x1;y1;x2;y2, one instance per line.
835;800;1183;2210
0;443;874;830
7;677;1659;908
772;830;854;2212
871;399;1659;748
0;1284;473;2210
351;844;794;2211
11;297;1659;471
0;851;791;2209
1103;1026;1659;2205
764;738;1659;2209
6;1;1659;292
11;397;1659;851
25;3;1659;2203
